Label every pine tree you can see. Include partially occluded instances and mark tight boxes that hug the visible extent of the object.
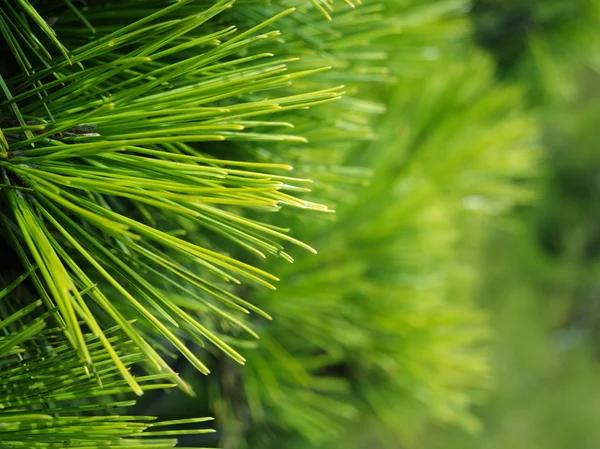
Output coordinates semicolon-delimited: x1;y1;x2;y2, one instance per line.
1;1;537;447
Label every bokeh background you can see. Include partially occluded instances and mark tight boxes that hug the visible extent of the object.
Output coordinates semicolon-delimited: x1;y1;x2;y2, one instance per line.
428;2;600;448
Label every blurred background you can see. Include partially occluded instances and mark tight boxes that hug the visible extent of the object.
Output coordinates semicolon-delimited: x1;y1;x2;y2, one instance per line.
427;1;600;448
122;0;600;447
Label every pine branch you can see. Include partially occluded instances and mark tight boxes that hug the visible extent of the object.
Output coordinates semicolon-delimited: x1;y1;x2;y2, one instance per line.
0;269;215;447
0;0;354;392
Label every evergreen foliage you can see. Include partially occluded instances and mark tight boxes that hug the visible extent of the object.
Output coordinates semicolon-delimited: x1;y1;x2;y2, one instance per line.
206;51;539;449
0;269;214;447
1;0;538;447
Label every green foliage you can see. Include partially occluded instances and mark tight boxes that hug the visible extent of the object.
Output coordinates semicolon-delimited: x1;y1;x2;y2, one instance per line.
0;0;540;448
0;269;214;447
131;36;540;449
1;1;354;394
